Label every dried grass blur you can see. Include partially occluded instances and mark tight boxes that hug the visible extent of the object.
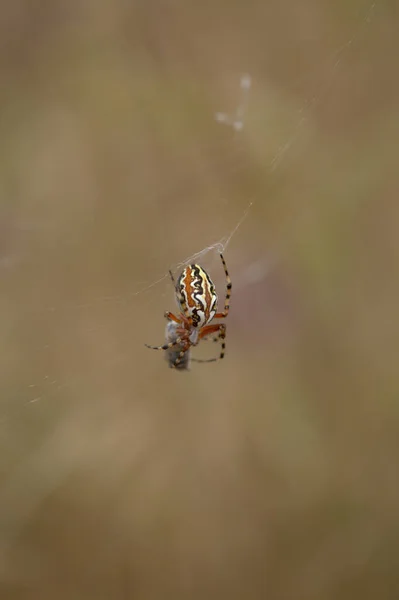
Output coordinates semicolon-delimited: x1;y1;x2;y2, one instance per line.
1;0;399;598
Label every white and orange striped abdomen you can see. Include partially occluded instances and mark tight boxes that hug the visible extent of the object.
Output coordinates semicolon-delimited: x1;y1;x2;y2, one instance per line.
176;264;218;328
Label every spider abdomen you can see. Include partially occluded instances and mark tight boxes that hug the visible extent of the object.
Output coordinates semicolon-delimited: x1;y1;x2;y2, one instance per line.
176;264;218;328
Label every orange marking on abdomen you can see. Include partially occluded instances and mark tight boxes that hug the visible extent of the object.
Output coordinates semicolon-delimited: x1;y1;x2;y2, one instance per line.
202;276;212;321
182;267;196;309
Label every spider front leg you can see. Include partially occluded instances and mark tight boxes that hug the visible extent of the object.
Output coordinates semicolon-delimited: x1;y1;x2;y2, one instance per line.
170;268;192;322
145;338;183;351
164;311;181;324
192;323;227;363
201;335;220;343
214;253;232;319
145;320;185;350
171;347;190;369
146;318;190;368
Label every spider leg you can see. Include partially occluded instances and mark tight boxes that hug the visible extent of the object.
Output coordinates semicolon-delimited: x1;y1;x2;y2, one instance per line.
164;311;181;323
201;335;219;342
169;268;188;318
193;323;226;363
172;347;189;369
214;252;232;319
168;269;176;286
171;270;192;322
145;338;183;351
198;323;225;341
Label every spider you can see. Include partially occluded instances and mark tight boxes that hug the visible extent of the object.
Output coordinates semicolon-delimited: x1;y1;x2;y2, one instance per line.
145;252;231;368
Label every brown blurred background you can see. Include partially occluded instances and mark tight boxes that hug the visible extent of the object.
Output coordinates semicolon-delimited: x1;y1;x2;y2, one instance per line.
1;0;399;598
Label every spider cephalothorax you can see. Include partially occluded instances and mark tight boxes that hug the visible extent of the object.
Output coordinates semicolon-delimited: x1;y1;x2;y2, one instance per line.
145;253;231;368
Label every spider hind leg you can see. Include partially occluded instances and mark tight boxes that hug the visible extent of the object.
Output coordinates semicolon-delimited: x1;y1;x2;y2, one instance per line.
194;322;226;363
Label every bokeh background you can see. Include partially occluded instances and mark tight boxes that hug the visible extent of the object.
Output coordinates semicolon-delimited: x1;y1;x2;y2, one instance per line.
1;0;399;598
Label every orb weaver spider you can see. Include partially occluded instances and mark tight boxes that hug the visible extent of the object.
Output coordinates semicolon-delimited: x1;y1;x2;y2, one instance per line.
145;252;231;369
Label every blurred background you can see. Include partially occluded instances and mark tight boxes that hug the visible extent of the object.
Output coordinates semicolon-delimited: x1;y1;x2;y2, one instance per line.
1;0;399;598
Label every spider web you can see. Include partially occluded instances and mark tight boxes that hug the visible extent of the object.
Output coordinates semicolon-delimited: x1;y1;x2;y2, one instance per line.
120;0;379;298
2;0;381;414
